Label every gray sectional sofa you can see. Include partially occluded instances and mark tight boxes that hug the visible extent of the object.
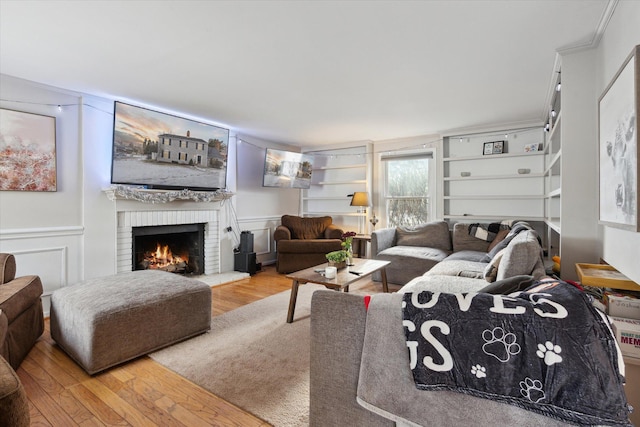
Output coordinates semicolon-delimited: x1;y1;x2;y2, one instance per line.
309;221;573;426
371;220;546;288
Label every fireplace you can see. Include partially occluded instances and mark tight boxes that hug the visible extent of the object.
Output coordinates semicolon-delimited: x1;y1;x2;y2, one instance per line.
114;208;221;275
132;224;205;275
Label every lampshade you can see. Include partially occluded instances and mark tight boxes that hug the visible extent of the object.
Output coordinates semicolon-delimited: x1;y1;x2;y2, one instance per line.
350;192;370;207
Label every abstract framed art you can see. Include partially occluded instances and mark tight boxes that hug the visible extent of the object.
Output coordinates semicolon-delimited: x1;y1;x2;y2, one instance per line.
598;44;639;231
0;108;57;191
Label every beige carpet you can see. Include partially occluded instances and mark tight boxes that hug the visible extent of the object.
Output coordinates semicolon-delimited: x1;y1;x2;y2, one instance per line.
149;283;329;427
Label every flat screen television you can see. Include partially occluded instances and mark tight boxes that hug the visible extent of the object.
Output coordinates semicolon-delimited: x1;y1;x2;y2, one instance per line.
111;101;229;191
262;148;314;189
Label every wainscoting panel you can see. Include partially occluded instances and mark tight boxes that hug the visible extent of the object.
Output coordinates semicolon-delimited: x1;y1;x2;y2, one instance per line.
0;226;84;317
236;216;281;266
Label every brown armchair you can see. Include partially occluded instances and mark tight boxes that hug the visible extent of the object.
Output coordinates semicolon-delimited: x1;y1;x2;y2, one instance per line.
0;253;44;369
274;215;344;273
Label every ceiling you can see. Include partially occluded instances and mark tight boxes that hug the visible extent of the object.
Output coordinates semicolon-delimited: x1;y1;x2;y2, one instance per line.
0;0;611;146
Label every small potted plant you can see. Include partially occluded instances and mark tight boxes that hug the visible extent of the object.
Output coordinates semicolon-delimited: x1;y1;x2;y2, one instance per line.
325;250;348;269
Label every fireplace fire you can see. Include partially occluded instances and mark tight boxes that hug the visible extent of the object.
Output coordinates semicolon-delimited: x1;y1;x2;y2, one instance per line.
139;243;189;273
132;223;205;275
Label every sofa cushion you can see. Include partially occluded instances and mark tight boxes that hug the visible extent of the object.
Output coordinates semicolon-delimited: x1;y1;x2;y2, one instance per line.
478;275;535;295
451;223;491;252
444;250;487;263
281;215;332;240
496;230;544;281
376;246;450;285
399;274;489;294
483;248;506;282
276;239;343;254
396;221;451;251
482;221;533;262
425;259;487;279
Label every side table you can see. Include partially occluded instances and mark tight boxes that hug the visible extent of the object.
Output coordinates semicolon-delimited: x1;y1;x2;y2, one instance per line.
352;234;371;258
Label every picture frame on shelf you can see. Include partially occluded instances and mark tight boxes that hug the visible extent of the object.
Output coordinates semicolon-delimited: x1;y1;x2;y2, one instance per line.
598;44;639;232
483;142;494;155
0;108;57;192
492;140;504;154
524;143;540;153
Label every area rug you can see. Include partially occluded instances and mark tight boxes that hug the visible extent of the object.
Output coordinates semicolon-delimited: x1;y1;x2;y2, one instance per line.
149;283;329;427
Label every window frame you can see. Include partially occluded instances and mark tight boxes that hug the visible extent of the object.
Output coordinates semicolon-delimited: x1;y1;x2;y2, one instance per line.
381;150;436;228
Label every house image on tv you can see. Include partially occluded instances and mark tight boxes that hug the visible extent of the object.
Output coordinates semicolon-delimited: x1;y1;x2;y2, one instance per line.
157;131;209;166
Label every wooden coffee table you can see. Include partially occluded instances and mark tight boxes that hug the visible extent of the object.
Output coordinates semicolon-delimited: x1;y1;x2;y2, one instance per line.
285;258;390;323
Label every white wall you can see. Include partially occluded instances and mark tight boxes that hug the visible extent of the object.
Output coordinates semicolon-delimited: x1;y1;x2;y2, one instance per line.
234;135;301;266
559;48;600;280
0;75;84;313
0;74;297;304
596;1;640;283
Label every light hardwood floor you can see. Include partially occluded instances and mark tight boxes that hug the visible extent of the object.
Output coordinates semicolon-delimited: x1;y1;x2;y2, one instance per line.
17;265;391;426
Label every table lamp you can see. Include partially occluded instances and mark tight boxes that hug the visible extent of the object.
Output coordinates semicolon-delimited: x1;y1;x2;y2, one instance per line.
349;192;370;234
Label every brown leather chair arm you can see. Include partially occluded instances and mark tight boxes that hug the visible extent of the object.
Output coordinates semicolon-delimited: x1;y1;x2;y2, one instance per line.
324;224;344;240
0;254;17;285
274;225;292;242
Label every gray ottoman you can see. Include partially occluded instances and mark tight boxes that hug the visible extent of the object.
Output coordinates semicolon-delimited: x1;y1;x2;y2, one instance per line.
50;270;211;374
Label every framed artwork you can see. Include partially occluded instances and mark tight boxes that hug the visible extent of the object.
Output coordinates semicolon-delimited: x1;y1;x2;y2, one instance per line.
0;108;57;191
483;142;494;155
492;140;504;154
598;44;639;231
524;143;540;153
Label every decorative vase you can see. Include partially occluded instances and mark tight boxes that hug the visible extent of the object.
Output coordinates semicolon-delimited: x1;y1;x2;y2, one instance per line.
346;247;354;265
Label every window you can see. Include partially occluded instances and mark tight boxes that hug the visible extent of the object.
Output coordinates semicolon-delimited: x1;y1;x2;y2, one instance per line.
383;152;433;227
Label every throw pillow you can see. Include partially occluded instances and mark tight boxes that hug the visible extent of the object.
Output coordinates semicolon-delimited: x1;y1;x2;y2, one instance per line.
483;247;506;282
478;275;535;294
396;221;452;251
487;228;510;252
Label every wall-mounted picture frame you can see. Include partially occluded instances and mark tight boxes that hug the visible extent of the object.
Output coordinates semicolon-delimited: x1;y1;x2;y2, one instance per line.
598;44;639;232
483;142;494;155
0;108;57;191
492;140;504;154
262;148;314;188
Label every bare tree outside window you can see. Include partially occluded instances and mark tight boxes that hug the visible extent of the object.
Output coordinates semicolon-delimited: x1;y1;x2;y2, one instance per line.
385;157;430;227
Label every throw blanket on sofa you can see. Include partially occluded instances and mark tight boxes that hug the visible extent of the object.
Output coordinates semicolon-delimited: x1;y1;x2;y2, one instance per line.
402;280;631;426
468;221;512;241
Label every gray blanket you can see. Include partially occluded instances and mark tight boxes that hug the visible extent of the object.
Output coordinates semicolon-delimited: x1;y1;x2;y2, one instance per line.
357;294;571;426
402;280;631;426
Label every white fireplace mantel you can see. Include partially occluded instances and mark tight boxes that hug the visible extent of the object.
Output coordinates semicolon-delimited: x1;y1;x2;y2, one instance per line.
104;185;234;204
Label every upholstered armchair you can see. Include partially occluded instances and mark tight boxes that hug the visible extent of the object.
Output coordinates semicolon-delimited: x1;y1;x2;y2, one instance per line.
0;253;44;369
274;215;344;273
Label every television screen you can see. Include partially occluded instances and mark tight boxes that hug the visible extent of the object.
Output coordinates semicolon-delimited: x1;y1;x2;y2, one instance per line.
263;148;314;189
111;101;229;191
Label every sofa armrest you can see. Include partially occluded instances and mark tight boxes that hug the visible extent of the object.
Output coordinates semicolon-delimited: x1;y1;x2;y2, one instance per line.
324;224;344;240
0;254;17;285
310;291;392;427
496;230;545;281
371;227;396;256
274;225;292;242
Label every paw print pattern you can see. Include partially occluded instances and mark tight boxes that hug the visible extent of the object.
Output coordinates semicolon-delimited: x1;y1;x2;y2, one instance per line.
471;364;486;378
482;327;521;362
520;377;546;403
536;341;563;366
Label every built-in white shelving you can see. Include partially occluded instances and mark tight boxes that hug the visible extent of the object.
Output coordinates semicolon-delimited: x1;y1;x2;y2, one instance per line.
442;127;546;222
301;144;372;232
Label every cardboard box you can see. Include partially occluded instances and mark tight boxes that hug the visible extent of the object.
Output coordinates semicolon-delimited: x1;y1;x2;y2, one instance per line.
611;317;640;360
608;295;640;320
